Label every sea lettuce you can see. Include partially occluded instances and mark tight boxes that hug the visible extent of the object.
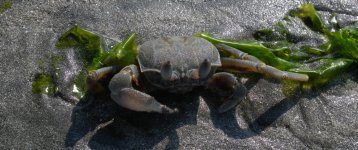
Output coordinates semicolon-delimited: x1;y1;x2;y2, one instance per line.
197;3;357;91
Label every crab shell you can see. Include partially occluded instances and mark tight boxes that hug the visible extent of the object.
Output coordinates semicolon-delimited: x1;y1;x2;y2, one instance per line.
137;36;222;92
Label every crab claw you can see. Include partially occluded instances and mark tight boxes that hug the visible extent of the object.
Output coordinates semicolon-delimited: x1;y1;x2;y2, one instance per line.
207;72;247;113
109;65;178;114
110;88;178;114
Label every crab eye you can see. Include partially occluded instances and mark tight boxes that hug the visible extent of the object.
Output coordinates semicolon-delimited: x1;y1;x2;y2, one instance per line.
160;61;173;80
199;59;211;79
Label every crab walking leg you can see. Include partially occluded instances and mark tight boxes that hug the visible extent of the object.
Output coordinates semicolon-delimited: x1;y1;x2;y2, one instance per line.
86;66;121;93
207;72;247;113
221;58;309;82
87;66;121;82
216;44;308;81
109;65;178;114
216;44;264;63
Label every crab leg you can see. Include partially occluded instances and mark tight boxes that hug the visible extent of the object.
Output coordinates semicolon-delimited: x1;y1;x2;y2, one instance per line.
109;65;178;114
207;72;247;113
216;44;309;82
221;58;308;81
86;66;121;93
87;66;121;81
216;44;263;63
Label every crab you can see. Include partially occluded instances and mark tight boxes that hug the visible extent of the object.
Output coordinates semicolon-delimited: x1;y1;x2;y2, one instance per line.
87;36;308;113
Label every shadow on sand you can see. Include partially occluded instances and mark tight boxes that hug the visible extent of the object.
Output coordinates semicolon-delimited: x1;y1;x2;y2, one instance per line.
64;70;357;149
65;90;200;149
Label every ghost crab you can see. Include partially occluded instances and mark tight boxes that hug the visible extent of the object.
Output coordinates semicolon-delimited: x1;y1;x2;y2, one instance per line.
88;36;308;113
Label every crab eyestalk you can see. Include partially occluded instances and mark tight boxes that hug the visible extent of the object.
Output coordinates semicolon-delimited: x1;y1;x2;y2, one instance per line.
160;61;173;81
199;59;211;79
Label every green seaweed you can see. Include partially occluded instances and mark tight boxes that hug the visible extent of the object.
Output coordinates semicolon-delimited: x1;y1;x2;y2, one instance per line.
300;46;327;56
32;73;57;96
50;55;63;69
0;1;12;13
197;2;358;92
48;26;137;99
272;47;312;62
282;58;353;95
262;41;292;49
254;22;289;41
56;26;105;71
56;26;138;69
72;71;88;99
290;3;327;33
33;3;358;98
239;3;357;92
289;58;354;90
288;4;357;89
102;33;137;67
253;28;275;41
327;29;358;62
195;32;298;70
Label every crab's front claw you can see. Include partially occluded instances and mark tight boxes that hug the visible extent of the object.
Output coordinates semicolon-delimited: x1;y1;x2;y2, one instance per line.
207;72;247;113
110;88;178;114
109;65;178;114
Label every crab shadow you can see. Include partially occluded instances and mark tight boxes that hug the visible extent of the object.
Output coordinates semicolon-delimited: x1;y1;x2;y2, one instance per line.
64;89;201;149
64;80;298;148
65;69;358;148
202;70;357;139
200;76;304;139
205;92;303;139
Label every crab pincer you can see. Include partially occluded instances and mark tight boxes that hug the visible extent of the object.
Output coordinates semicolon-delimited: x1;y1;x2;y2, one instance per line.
207;72;247;113
109;65;178;114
